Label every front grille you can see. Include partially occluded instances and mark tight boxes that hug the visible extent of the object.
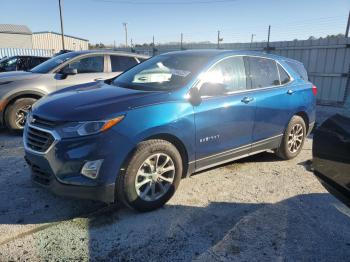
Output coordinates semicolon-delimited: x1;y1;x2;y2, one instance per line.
26;126;55;153
31;163;51;185
32;115;58;129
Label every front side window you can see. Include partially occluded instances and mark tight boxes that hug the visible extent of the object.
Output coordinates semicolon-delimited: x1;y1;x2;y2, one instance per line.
198;56;248;95
0;57;18;71
111;56;138;72
65;56;104;74
246;57;280;88
16;57;29;71
113;54;212;91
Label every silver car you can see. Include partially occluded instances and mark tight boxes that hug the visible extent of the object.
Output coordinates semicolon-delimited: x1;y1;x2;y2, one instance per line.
0;50;149;131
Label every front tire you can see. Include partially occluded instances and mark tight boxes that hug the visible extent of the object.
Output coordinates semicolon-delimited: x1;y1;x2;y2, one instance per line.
5;98;37;132
276;115;306;160
117;139;183;212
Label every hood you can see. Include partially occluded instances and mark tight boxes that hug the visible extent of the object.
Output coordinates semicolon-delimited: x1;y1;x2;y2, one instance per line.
32;81;168;121
0;71;42;83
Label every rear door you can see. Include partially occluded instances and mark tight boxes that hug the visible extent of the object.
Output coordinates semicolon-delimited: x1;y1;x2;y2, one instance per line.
245;56;293;150
55;55;106;90
193;56;256;170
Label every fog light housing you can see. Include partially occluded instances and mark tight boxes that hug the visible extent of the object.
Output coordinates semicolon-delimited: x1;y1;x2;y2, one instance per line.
81;160;104;179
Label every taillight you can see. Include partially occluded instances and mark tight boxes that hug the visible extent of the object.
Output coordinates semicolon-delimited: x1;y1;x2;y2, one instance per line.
312;85;317;96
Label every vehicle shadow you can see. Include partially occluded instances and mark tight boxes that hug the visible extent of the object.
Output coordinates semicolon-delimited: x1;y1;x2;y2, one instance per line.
85;193;350;261
0;127;22;137
1;190;349;261
0;136;107;226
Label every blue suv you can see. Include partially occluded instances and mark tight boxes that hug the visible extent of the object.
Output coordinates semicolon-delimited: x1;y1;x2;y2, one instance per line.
23;50;316;211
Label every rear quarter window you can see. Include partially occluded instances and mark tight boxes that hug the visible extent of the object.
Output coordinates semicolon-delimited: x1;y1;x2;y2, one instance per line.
286;61;308;81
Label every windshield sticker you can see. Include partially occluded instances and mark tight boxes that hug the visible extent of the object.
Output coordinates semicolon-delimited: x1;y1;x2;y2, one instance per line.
170;69;191;77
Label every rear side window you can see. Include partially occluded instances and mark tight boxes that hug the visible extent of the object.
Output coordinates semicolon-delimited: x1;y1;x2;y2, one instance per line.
286;61;308;81
246;57;280;88
111;56;138;72
277;64;291;84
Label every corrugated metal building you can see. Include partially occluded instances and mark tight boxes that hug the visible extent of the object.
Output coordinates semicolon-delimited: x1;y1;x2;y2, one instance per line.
0;24;33;48
32;32;89;53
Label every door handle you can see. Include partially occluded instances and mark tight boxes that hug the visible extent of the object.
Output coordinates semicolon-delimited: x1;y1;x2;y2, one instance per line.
241;96;254;104
94;78;106;81
287;89;294;95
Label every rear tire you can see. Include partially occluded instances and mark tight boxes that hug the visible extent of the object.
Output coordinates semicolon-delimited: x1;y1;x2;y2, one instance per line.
276;115;306;160
5;98;37;132
117;139;183;212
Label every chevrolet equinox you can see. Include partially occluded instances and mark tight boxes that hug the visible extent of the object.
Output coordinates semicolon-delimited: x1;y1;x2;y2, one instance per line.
24;50;316;212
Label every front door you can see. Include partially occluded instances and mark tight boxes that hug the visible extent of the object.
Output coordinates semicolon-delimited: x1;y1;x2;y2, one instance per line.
55;55;106;90
193;56;256;171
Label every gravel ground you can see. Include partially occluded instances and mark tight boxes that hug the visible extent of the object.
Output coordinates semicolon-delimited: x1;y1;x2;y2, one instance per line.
0;106;350;261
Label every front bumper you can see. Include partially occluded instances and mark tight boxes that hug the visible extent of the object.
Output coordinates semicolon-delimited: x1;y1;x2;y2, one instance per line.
24;124;136;203
25;154;115;202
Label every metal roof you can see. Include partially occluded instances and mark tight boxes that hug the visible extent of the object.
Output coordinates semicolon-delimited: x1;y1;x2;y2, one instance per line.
0;24;32;35
33;31;89;42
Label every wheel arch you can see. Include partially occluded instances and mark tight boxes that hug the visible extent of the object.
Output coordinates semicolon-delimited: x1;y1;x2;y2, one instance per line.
1;90;45;124
145;133;189;178
295;111;310;133
119;133;190;180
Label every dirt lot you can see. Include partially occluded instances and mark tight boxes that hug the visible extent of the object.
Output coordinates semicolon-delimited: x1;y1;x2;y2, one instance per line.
0;106;350;261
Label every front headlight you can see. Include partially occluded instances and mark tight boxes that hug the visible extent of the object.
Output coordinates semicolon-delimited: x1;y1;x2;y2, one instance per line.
57;115;124;138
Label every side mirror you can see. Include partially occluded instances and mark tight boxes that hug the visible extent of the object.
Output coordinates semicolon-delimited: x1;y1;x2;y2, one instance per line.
188;87;202;106
199;82;227;97
61;67;77;76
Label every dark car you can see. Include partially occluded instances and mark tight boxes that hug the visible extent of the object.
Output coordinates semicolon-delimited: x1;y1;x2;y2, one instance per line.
313;110;350;207
24;50;316;212
0;55;49;72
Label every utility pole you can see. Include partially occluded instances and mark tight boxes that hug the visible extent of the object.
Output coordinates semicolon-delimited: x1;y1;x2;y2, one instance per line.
131;38;134;52
217;30;220;49
250;34;255;48
180;33;183;50
152;35;156;56
267;25;271;50
58;0;65;50
346;10;350;38
123;22;128;47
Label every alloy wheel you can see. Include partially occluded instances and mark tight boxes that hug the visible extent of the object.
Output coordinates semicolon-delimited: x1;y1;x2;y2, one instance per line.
15;104;32;129
288;123;304;153
135;153;175;201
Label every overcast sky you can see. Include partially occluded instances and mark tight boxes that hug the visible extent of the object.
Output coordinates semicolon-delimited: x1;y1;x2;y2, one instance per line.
1;0;349;45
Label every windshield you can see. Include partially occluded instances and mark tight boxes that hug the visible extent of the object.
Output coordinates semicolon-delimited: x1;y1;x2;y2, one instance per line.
0;57;18;71
113;53;212;91
30;52;79;74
